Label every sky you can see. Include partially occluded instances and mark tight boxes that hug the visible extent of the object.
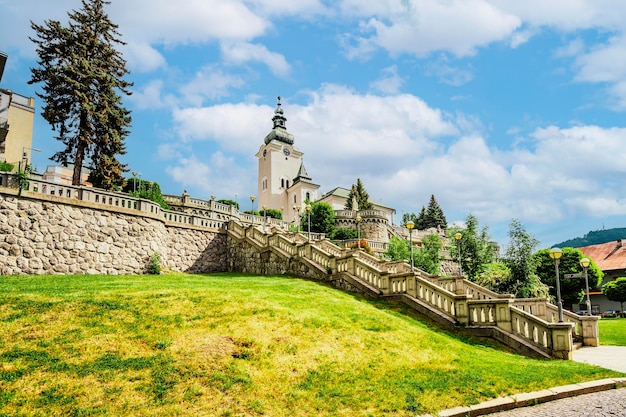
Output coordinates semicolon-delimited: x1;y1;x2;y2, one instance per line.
2;0;626;250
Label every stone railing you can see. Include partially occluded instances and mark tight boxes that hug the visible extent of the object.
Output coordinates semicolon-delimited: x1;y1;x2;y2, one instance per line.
0;174;235;233
228;221;597;360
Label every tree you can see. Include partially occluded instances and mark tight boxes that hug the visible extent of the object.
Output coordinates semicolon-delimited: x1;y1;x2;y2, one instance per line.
413;233;442;274
602;278;626;314
424;195;447;230
301;201;335;235
383;236;410;261
344;178;374;211
534;247;603;307
218;199;239;210
502;219;549;298
448;214;495;280
121;178;169;209
331;227;358;240
29;0;132;189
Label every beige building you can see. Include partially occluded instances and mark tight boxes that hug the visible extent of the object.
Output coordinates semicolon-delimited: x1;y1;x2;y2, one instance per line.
319;186;397;224
256;97;319;222
42;164;92;186
0;52;36;170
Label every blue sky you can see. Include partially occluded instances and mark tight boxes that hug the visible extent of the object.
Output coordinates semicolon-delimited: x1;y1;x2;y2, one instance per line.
2;0;626;250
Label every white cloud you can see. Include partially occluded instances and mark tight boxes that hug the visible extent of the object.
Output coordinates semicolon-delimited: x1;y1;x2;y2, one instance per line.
165;152;254;198
220;41;291;77
425;58;474;86
369;66;404;94
348;0;521;58
178;66;247;106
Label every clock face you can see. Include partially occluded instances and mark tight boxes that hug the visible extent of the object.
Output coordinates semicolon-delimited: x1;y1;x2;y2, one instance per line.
283;147;291;156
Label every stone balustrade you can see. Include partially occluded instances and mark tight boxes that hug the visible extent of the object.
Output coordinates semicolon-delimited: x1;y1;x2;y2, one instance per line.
226;221;597;359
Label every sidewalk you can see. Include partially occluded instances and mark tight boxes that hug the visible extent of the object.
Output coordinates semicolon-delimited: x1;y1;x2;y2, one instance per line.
420;346;626;417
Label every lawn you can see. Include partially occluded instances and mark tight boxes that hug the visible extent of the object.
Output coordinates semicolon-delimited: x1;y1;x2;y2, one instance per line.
599;317;626;346
0;273;622;417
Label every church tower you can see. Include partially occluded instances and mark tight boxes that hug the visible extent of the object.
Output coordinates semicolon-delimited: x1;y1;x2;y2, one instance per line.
256;97;319;222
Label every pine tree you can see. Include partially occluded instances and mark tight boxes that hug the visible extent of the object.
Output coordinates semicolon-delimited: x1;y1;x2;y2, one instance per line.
424;195;447;230
344;178;374;210
29;0;132;189
416;206;427;229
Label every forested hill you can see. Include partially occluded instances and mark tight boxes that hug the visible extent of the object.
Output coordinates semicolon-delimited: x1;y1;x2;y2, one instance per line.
554;227;626;248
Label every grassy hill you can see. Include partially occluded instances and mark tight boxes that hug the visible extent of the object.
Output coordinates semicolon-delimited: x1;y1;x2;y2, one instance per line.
554;227;626;248
0;273;621;416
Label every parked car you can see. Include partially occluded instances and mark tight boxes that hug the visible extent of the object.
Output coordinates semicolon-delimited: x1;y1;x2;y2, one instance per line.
601;310;621;318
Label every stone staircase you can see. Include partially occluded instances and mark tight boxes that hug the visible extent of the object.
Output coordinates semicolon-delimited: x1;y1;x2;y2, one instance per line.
227;222;600;360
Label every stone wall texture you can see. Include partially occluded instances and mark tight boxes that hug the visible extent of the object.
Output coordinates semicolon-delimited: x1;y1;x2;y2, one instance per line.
0;195;227;275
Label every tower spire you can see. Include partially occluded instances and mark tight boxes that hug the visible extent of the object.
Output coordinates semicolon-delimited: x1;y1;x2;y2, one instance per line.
272;96;287;130
264;95;294;145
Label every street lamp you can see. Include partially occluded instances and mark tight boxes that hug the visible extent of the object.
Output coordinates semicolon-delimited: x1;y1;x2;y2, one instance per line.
580;257;592;316
454;232;462;276
250;195;256;226
406;221;414;271
21;146;41;172
356;215;362;249
305;204;312;241
549;247;564;323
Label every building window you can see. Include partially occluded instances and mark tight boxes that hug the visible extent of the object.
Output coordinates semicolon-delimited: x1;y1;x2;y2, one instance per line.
281;179;284;188
306;192;310;201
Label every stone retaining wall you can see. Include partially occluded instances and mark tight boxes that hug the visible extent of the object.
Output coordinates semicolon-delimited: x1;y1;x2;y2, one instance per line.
0;194;227;275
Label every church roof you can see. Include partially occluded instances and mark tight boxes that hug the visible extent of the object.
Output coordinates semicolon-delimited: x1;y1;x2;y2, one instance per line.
264;96;294;145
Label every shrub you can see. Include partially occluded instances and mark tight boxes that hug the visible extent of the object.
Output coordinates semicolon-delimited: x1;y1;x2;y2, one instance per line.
0;161;15;172
146;252;161;275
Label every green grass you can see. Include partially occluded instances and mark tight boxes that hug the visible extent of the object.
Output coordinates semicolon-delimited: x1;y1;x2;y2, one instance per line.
599;317;626;346
0;273;622;416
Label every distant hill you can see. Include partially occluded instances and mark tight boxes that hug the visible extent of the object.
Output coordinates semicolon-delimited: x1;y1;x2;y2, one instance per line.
554;227;626;248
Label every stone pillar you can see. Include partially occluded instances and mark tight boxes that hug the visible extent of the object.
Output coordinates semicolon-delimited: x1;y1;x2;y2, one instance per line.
580;316;600;347
551;324;574;360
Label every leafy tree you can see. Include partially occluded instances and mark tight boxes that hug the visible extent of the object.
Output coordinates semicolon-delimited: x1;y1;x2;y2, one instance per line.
0;162;15;172
402;211;419;228
413;233;442;274
29;0;132;189
344;178;374;211
424;195;447;230
383;236;410;261
122;179;169;209
534;247;603;307
602;278;626;314
502;219;549;297
448;214;495;280
331;227;358;240
260;208;282;220
218;199;239;210
301;201;335;235
475;264;513;294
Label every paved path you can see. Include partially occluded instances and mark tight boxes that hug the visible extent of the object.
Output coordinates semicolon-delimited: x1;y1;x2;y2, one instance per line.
572;346;626;373
483;388;626;416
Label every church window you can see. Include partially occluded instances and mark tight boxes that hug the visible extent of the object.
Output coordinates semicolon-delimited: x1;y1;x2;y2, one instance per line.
281;179;284;188
306;192;310;201
286;180;290;188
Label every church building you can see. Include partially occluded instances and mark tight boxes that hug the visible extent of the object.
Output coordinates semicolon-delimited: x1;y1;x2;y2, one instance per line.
256;97;319;223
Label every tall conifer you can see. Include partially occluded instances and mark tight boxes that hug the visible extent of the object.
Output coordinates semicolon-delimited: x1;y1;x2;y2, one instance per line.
344;178;374;211
29;0;132;189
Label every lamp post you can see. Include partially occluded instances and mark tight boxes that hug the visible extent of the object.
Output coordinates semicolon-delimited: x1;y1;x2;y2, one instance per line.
549;247;564;323
356;215;362;249
580;257;592;316
406;221;414;271
250;195;256;226
454;232;462;276
305;204;311;241
22;147;41;169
